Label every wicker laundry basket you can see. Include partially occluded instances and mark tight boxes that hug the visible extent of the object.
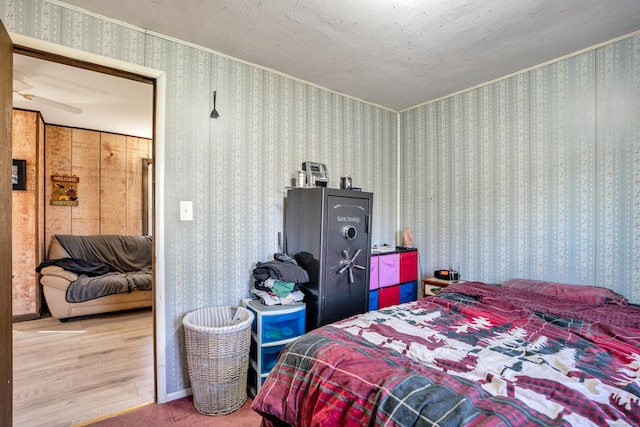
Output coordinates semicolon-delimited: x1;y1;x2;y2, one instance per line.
183;305;254;415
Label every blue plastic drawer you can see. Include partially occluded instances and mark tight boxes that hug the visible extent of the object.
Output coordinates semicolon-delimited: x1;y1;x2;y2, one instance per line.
245;300;306;344
261;343;286;374
400;281;417;303
369;290;378;311
260;310;305;344
251;341;286;374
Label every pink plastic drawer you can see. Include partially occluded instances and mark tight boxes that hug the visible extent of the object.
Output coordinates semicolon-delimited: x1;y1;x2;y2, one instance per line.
369;255;379;290
378;253;400;288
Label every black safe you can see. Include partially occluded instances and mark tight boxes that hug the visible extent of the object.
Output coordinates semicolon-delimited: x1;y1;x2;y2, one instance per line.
284;188;373;331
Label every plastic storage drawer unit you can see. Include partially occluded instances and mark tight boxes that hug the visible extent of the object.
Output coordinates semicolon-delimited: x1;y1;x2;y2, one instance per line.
243;299;306;396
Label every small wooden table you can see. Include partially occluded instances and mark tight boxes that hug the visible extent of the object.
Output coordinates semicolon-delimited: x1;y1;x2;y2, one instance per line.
422;278;466;296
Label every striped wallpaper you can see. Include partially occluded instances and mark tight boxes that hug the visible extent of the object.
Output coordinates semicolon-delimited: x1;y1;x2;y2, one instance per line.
401;35;640;304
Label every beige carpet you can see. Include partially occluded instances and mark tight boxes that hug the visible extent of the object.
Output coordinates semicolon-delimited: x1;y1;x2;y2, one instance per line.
83;395;262;426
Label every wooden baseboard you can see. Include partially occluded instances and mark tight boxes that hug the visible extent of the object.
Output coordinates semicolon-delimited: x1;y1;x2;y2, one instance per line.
12;312;41;323
71;402;154;427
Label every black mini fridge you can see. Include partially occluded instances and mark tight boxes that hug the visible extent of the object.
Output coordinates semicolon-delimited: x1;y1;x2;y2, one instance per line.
284;188;373;330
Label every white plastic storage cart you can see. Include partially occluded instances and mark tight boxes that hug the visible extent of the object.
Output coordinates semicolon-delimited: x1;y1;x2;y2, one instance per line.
242;299;306;396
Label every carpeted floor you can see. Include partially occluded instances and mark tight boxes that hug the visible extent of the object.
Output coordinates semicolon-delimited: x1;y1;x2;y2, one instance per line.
83;396;263;426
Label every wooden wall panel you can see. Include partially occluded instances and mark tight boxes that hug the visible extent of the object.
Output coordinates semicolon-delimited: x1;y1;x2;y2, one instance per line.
71;129;100;235
11;110;40;317
44;128;151;240
44;125;72;254
126;137;151;235
100;133;127;235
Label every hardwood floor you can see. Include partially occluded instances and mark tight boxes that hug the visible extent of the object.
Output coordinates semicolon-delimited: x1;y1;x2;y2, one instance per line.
12;309;154;427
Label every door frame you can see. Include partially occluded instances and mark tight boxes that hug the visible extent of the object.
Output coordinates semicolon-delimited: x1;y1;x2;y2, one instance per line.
1;19;13;427
9;33;169;403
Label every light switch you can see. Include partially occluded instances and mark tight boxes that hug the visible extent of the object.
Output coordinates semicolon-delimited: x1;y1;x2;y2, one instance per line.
180;201;193;221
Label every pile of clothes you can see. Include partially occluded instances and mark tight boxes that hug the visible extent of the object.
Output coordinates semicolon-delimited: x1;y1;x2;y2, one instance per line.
251;253;308;305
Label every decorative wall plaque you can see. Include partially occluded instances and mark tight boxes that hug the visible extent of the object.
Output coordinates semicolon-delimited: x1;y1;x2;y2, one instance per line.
51;174;79;206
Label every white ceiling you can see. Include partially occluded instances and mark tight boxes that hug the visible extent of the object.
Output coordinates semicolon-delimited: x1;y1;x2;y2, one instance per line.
12;54;153;138
13;0;640;135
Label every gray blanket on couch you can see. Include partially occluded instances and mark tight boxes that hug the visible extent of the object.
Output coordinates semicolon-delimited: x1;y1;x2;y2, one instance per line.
65;271;152;303
55;235;152;303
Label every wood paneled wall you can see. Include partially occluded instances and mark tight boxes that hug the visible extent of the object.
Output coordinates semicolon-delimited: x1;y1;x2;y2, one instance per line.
44;125;152;253
11;113;152;318
11;110;44;319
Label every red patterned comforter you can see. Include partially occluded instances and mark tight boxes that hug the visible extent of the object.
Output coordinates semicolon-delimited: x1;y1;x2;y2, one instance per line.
252;282;640;426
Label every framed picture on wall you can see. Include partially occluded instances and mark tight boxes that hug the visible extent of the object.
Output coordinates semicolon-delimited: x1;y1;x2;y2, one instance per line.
12;159;26;191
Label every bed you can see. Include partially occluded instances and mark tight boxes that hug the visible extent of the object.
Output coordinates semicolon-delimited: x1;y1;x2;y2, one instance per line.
251;280;640;426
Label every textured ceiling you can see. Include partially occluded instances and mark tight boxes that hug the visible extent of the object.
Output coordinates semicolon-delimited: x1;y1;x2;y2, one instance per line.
58;0;640;111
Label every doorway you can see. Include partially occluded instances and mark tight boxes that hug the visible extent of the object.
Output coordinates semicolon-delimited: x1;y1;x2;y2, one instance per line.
9;34;167;423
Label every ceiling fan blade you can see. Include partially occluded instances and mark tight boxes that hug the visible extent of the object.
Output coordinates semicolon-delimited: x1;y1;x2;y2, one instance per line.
13;69;33;92
13;78;32;92
18;93;82;114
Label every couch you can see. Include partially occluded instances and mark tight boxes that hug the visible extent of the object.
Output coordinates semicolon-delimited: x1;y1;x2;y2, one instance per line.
38;235;153;320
